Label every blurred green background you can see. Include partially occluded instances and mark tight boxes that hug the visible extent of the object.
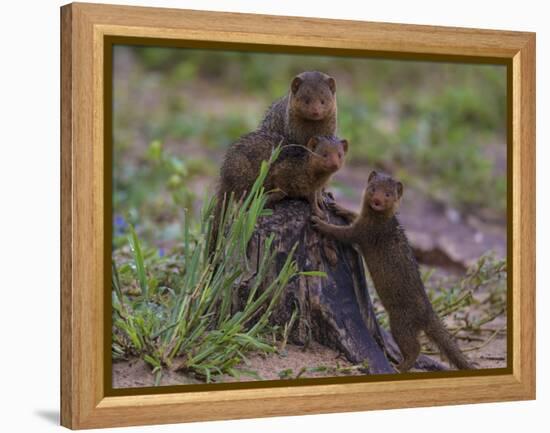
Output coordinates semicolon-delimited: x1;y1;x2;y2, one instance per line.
112;45;507;252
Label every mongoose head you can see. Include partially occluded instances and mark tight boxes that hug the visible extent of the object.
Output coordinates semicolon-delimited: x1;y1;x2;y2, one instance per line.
306;136;348;174
362;171;403;217
289;71;337;121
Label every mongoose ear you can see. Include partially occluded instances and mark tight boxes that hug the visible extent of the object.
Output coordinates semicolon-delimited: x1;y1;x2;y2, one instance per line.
306;136;319;150
396;181;404;199
291;76;303;94
340;139;349;154
327;77;336;94
368;170;378;182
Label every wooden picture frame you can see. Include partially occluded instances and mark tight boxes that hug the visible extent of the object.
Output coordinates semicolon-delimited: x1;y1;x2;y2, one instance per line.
60;2;535;429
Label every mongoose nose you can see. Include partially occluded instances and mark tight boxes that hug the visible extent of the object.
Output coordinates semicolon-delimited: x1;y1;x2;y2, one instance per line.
372;198;382;208
324;158;339;171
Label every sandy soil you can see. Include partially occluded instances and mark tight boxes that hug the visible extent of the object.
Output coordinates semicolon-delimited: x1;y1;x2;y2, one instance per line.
113;342;358;388
113;329;506;389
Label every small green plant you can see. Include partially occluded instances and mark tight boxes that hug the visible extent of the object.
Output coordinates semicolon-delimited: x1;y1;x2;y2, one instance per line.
112;147;317;383
112;139;205;249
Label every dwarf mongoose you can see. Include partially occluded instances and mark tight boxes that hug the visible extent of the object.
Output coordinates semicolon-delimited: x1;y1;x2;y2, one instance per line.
311;171;472;371
259;71;337;145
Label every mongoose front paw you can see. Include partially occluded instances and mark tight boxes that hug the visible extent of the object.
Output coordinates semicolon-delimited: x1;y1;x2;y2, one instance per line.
327;201;345;215
310;216;322;229
327;201;338;209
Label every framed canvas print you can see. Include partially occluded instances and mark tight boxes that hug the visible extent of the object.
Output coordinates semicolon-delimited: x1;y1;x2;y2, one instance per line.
60;2;535;429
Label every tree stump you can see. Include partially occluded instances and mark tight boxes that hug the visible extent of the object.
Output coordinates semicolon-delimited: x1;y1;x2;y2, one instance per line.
233;195;446;374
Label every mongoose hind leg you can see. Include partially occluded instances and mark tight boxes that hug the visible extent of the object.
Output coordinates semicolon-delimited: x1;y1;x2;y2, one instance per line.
391;319;421;373
321;196;340;266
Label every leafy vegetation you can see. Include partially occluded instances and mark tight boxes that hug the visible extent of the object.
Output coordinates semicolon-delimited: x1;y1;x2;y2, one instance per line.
112;149;323;383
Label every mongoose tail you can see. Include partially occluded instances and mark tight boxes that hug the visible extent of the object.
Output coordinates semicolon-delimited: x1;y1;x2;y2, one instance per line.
424;314;472;370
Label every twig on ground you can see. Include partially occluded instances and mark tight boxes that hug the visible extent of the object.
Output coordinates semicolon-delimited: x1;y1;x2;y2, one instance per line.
422;326;505;355
480;355;505;361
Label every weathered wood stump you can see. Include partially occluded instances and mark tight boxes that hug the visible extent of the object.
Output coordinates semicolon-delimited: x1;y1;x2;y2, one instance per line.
233;196;445;374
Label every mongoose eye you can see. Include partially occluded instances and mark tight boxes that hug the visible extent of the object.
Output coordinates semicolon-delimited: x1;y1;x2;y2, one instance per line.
321;100;325;105
385;192;391;198
305;98;311;105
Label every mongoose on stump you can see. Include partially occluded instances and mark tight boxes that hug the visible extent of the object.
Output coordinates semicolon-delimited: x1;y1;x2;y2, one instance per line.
259;71;337;145
263;135;348;217
212;132;347;251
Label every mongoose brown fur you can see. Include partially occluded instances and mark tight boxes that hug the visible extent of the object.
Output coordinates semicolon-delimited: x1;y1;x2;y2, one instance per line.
211;132;347;251
218;132;347;215
311;171;473;372
217;130;288;211
259;71;337;145
264;135;348;216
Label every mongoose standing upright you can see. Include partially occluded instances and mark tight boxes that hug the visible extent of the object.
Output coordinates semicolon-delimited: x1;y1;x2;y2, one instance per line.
259;71;337;145
311;171;473;372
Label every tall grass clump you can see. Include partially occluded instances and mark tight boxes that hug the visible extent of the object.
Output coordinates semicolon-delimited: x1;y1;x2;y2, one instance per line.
112;147;308;384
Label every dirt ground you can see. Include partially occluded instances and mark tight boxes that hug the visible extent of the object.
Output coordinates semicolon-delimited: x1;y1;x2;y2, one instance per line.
113;327;506;388
113;342;358;388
